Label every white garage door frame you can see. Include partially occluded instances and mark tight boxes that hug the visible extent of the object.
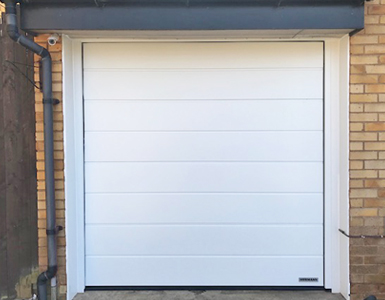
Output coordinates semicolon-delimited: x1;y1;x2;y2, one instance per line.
62;35;350;300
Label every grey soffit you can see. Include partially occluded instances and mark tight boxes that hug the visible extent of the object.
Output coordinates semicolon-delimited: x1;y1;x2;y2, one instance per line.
19;0;364;33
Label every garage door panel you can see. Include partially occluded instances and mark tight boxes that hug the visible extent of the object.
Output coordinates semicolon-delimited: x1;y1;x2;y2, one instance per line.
84;69;322;100
85;132;323;162
85;100;323;131
85;162;323;193
85;256;324;286
84;42;324;287
84;42;323;69
86;225;323;256
85;194;323;225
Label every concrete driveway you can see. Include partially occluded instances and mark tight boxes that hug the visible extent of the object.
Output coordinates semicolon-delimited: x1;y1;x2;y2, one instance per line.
74;290;346;300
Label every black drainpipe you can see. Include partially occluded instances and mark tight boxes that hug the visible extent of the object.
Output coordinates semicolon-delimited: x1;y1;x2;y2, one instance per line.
2;1;60;299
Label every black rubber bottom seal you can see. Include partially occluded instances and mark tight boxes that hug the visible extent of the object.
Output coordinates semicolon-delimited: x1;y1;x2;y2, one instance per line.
85;286;330;292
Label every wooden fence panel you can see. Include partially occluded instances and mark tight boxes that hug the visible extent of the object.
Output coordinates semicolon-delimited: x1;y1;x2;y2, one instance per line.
0;14;38;300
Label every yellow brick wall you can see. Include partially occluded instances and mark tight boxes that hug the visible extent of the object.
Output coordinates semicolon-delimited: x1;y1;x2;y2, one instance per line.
34;34;67;299
349;1;385;300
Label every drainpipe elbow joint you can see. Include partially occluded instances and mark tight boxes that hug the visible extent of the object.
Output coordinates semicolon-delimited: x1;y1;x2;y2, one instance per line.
4;1;20;42
37;265;57;286
46;265;58;279
6;23;20;42
40;48;51;59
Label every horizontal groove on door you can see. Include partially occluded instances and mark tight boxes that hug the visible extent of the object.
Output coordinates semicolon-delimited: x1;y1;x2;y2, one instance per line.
83;42;324;69
85;131;323;162
85;162;323;193
84;100;323;131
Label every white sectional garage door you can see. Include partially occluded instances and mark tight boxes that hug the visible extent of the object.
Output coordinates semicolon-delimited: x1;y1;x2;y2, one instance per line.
83;42;324;287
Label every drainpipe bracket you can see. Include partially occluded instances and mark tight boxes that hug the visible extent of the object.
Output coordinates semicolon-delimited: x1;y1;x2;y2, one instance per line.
42;98;60;105
46;226;63;236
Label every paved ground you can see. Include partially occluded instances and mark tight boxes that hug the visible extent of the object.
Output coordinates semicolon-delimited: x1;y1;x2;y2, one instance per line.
74;290;346;300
